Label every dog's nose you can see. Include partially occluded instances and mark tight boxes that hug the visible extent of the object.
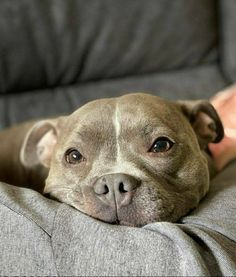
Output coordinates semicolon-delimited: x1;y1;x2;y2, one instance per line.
94;173;140;208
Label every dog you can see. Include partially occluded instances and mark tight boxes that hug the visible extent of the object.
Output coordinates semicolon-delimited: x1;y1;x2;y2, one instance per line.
0;93;224;226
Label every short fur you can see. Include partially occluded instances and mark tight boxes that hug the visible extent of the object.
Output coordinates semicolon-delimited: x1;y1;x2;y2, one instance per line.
0;93;224;226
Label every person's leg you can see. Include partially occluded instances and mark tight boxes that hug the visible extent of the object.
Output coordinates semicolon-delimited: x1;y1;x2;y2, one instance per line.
209;85;236;171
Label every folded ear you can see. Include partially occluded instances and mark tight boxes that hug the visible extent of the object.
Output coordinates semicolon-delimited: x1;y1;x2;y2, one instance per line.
20;119;60;168
178;100;224;149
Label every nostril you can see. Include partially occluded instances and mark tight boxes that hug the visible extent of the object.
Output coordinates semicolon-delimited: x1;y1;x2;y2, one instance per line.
94;183;109;195
119;182;128;193
103;184;109;194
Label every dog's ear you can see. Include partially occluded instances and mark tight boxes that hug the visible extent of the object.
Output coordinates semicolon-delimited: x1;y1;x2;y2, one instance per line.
20;119;60;168
178;100;224;149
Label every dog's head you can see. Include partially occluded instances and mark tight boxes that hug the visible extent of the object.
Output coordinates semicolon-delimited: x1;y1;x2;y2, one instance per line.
20;93;223;226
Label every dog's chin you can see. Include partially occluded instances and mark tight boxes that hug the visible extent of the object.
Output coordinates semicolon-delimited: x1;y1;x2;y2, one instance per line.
105;218;135;227
94;215;143;227
97;214;168;227
84;209;168;227
110;220;138;227
77;207;142;227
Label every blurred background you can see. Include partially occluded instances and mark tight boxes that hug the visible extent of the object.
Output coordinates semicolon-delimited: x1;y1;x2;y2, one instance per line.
0;0;235;128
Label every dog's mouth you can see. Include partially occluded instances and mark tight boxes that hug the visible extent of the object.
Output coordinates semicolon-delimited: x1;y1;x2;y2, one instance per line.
90;208;139;227
109;218;137;227
107;212;141;227
110;219;120;225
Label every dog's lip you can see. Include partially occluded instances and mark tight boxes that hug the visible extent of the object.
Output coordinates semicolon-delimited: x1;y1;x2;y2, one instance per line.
110;219;120;225
110;218;136;227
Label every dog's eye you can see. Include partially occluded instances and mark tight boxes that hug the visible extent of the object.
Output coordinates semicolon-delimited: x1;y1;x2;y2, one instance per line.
149;137;174;153
65;148;84;164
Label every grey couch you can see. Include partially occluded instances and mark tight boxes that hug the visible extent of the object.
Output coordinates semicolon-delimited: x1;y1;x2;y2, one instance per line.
0;0;236;275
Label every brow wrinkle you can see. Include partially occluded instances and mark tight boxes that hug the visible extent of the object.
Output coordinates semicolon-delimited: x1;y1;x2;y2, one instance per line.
143;124;154;136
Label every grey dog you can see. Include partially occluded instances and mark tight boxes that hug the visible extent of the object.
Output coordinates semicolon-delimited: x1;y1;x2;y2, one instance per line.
0;93;223;227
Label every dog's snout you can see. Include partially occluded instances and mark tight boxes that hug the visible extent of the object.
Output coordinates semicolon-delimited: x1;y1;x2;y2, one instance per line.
94;175;138;195
94;173;140;207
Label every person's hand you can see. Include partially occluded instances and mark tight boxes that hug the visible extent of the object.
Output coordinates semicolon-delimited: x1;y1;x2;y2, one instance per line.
209;85;236;171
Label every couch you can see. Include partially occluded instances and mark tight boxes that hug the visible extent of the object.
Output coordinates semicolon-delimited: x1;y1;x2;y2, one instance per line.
0;0;236;275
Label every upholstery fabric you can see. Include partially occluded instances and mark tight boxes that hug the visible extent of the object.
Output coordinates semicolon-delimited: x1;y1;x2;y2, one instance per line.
0;0;217;93
0;64;227;128
0;161;236;276
0;0;236;275
220;0;236;82
0;184;59;275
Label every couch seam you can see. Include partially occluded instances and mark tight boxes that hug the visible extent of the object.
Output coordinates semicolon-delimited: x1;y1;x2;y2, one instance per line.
0;198;54;237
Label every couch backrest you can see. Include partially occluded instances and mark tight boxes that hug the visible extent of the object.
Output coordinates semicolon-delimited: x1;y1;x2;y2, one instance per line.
220;0;236;83
0;0;218;94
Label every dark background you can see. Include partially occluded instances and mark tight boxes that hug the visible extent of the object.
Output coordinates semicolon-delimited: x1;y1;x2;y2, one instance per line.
0;0;235;128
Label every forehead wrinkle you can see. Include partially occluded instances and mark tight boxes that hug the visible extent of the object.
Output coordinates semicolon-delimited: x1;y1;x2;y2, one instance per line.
76;125;96;139
141;121;178;138
132;103;185;136
143;124;155;136
76;121;112;140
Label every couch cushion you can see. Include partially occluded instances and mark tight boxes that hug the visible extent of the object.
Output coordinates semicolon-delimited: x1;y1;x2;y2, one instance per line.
0;183;59;275
1;160;236;275
0;0;218;93
0;64;227;128
220;0;236;82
